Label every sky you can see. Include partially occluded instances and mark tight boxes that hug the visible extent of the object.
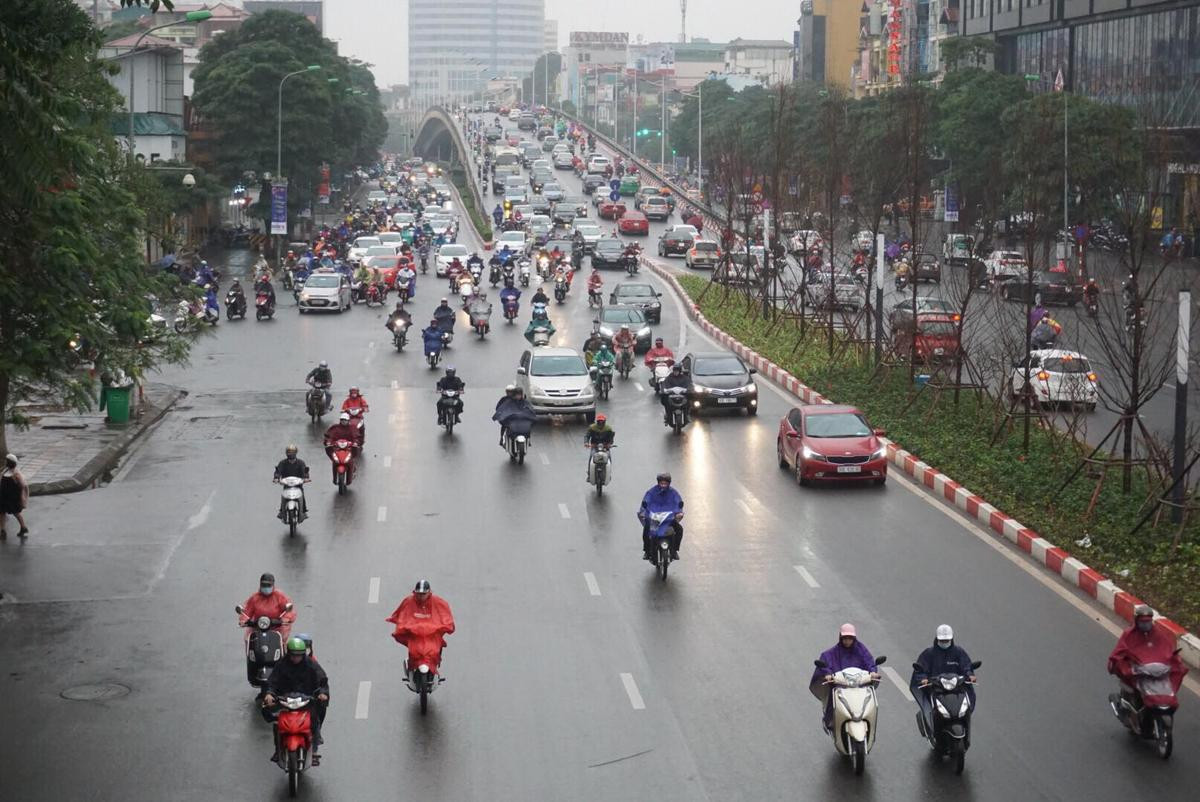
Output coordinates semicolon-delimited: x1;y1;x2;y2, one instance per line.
322;0;803;87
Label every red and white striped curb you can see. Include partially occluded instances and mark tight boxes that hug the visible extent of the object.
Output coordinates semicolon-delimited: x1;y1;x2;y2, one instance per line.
649;259;1200;669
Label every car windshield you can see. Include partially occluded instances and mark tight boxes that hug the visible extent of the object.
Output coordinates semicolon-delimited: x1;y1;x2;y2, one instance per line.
377;233;402;242
577;225;600;236
602;308;644;324
596;240;623;254
673;226;698;237
531;355;588;376
693;357;745;376
805;412;871;438
306;275;339;288
439;245;468;257
919;299;955;313
366;246;396;256
365;257;398;269
618;285;654;297
1044;356;1091;374
354;237;380;249
546;241;573;252
498;234;524;244
694;242;718;252
544;184;561;192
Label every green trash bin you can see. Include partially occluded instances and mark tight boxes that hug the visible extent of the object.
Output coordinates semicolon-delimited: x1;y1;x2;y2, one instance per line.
105;385;132;424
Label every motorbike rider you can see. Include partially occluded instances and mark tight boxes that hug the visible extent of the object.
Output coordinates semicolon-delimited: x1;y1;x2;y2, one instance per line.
499;278;521;315
421;318;446;356
659;364;691;423
466;288;492;327
493;385;518;445
531;284;550;307
810;624;881;732
467;251;484;275
591;340;617;377
910;625;977;740
1083;278;1100;309
582;325;606;366
583;414;615;480
254;272;276;311
638;472;684;561
492;385;536;447
272;445;311;519
203;284;219;319
611;324;637;368
227;279;246;315
643;337;675;368
386;301;413;334
263;637;330;766
305;360;333;412
385;579;456;674
435;367;465;425
586;269;604;303
237;572;297;638
397;261;417;300
433;297;456;337
1030;312;1061;349
341;386;370;443
323;412;361;473
524;303;556;344
1108;604;1189;710
353;261;371;295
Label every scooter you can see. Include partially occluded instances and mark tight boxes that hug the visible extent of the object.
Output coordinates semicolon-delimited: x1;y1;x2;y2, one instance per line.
458;278;475;307
502;297;520;323
588;287;603;310
624;252;640;275
365;283;386;307
1109;660;1181;759
814;656;887;775
225;290;247;320
505;428;528;463
489;265;502;287
391;321;409;352
305;383;329;424
235;602;292;693
345;405;366;446
518;259;531;287
255;292;275;321
270;692;316;796
470;306;491;339
529;325;552;347
648;357;674;394
587;443;614;496
617;347;635;380
593;358;614;400
326;439;357;495
437;389;461;434
554;277;568;304
276;476;308;536
644;510;678;581
914;661;981;774
663;387;690;434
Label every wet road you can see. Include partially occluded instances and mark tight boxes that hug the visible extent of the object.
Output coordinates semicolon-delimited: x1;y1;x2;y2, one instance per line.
0;120;1197;802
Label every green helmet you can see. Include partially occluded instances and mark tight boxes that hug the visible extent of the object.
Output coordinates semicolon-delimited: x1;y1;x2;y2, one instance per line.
286;637;307;655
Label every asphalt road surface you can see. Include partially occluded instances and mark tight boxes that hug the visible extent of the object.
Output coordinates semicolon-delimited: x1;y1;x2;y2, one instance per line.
0;117;1197;802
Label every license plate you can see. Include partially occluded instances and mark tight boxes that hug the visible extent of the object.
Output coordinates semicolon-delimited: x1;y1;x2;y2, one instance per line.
717;397;738;404
836;465;862;474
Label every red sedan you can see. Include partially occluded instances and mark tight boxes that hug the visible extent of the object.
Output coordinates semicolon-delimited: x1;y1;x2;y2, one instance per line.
598;200;627;220
777;404;888;486
618;209;649;235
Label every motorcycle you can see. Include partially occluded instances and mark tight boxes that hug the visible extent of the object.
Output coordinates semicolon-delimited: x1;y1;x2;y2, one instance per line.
470;306;491;339
505;429;528;464
351;278;366;304
458;277;475;306
895;271;910;291
392;321;409;352
537;255;551;280
593;358;614;400
235;602;292;693
1085;298;1099;318
518;258;532;287
345;405;366;446
281;270;294;291
645;510;678;581
396;281;411;305
615;347;635;380
426;338;445;369
624;251;640;275
663;386;690;434
502;297;520;323
327;438;356;495
270;692;316;796
502;265;515;286
529;324;552;347
588;286;603;310
489;265;501;287
1109;660;1181;759
365;282;386;307
469;263;484;286
255;292;275;321
914;661;981;774
554;277;568;304
648;357;674;394
276;476;308;536
814;656;887;775
437;389;462;434
225;290;247;320
419;250;430;274
587;443;614;496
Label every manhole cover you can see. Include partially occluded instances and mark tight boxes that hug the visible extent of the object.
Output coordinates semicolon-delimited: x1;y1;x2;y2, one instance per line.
61;683;130;701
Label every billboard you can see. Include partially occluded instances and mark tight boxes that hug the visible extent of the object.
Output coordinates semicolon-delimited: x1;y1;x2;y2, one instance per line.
270;180;288;235
570;31;629;47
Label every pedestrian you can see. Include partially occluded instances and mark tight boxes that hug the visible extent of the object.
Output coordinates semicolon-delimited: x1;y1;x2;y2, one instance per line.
1;454;30;539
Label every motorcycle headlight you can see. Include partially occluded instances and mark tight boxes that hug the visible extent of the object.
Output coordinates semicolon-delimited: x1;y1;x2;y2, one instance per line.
934;698;950;718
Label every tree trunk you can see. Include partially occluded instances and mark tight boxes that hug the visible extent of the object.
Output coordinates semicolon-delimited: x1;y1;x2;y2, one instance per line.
0;371;10;460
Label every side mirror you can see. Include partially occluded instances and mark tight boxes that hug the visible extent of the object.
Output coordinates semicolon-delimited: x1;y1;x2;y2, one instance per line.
235;605;244;615
970;661;982;670
873;428;886;437
284;603;294;612
785;431;800;439
814;659;828;669
912;662;924;672
875;655;887;666
656;292;663;297
748;367;757;375
516;366;527;376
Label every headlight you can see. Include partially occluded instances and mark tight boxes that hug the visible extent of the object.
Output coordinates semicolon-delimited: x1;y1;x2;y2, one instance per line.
299;293;311;302
870;446;887;460
934;699;950;718
650;301;661;308
580;384;594;397
741;383;757;394
598;326;613;337
801;445;824;461
637;327;651;338
530;384;544;396
958;696;971;717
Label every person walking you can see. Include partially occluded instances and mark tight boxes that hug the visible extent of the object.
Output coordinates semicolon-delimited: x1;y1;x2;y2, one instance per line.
1;454;30;538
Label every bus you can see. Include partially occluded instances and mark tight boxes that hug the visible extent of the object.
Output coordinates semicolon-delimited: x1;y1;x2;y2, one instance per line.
492;146;522;180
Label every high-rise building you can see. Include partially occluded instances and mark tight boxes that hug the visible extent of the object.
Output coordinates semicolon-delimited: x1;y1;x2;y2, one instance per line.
408;0;546;109
544;18;559;52
793;0;861;88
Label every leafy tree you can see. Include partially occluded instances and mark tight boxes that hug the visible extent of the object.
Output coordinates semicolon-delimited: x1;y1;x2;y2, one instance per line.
0;0;193;454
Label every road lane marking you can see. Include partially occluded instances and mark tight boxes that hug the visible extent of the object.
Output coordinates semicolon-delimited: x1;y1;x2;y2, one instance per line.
388;414;396;424
369;341;377;349
187;490;216;530
793;565;820;588
377;506;387;522
735;498;753;516
883;667;914;703
584;572;601;596
355;681;372;719
383;456;393;468
540;452;550;465
620;673;646;710
391;380;399;389
635;382;645;392
558;502;571;519
368;577;380;604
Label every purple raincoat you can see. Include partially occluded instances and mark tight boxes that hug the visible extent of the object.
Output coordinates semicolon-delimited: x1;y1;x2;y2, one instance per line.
809;640;878;702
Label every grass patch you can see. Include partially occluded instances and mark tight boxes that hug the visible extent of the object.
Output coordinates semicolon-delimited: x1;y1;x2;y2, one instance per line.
678;274;1200;631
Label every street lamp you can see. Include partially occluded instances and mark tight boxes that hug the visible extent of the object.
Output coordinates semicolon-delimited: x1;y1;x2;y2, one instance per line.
277;65;321;178
678;84;703;201
127;10;213;158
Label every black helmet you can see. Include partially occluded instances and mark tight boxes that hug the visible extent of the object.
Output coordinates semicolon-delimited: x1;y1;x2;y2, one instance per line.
445;366;456;376
671;364;683;373
259;572;276;586
656;472;672;484
414;579;431;594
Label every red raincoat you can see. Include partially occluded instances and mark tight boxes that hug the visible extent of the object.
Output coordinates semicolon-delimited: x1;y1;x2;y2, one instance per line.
238;589;296;639
1108;624;1187;704
386;594;456;673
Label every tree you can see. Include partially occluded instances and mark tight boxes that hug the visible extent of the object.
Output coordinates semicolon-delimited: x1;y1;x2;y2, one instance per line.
530;52;562;108
0;0;193;455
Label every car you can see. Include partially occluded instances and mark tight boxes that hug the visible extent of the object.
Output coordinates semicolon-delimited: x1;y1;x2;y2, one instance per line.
806;272;862;310
984;250;1028;282
503;174;526;191
516;347;596;422
364;245;402;261
598;200;627;220
505;133;520;147
484;125;504;141
530;159;552;172
564;195;589;219
680;352;758;415
943;233;976;266
495;230;529;255
529;169;553;193
553;204;578;225
618;209;649;235
596;306;653;352
391;212;416;229
298;270;352;313
619;175;640;196
574;223;602;252
366;190;388;207
888;296;958;328
777;404;888;486
542;182;565;202
582;174;606;195
518;112;536;130
633;185;660;209
528;214;552;245
553;152;574;169
640;195;671;221
528;195;552;215
508;109;521;121
425;216;454;237
519;142;541;165
685;239;721;269
1011;349;1098;410
1002;271;1077;306
658;225;697;256
587;155;611;174
504;186;528;205
348;236;381;263
434;243;470;276
590;238;627;270
364;255;407;288
541;135;560;152
892;313;963;363
715;252;762;288
609;282;662;323
913;252;941;283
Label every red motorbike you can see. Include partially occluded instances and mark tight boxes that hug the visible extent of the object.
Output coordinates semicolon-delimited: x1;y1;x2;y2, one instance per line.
365;283;386;307
325;438;357;495
344;405;367;445
255;292;275;321
271;693;316;795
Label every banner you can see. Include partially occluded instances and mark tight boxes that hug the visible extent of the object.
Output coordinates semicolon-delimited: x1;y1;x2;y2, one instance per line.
317;163;331;205
944;184;959;222
270;180;288;235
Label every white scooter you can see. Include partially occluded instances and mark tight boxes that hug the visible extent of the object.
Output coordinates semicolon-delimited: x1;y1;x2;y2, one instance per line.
814;656;887;775
648;356;673;395
275;475;309;536
586;443;614;496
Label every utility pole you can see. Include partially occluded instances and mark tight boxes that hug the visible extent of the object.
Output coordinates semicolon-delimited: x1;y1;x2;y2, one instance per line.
1174;289;1191;522
874;232;885;364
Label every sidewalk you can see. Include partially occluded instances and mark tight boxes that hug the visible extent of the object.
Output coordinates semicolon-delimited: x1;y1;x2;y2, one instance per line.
8;383;186;495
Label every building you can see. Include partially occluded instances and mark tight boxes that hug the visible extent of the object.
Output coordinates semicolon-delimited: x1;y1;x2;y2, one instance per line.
100;34;187;163
72;0;120;24
544;18;559;52
669;41;725;90
243;0;324;33
724;38;794;86
853;0;961;96
565;31;630;111
794;0;861;88
408;0;545;109
134;2;251;48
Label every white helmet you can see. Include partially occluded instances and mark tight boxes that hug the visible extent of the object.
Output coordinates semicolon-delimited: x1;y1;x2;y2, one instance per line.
340;412;351;422
935;625;954;648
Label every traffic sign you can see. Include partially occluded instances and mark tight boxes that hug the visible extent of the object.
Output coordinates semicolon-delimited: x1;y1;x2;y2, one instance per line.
609;179;621;191
609;190;621;202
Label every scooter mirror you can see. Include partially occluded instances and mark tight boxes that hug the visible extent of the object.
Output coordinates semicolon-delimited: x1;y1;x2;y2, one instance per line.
235;605;244;615
970;661;982;670
284;603;294;612
814;659;828;669
875;655;887;665
913;662;923;672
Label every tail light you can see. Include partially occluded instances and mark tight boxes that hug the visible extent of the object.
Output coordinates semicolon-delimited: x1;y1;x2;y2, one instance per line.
1036;371;1050;381
1087;372;1098;382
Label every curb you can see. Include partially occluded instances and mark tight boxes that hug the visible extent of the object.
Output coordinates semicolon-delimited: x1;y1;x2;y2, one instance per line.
647;259;1200;670
29;387;187;496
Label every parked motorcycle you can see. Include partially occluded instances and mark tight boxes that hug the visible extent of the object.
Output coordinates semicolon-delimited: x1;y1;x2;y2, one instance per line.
276;476;308;536
1109;660;1181;759
663;387;690;434
269;692;316;796
327;438;356;495
235;602;292;693
914;660;981;774
226;290;247;320
437;389;462;434
587;443;613;496
814;657;887;775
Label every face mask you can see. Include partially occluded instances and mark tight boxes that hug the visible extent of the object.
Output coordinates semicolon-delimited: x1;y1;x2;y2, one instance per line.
260;586;274;596
1136;620;1153;633
937;640;951;650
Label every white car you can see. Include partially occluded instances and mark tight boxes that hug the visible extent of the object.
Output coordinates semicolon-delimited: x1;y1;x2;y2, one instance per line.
1012;349;1098;410
426;216;454;237
531;159;552;172
376;232;404;247
574;223;602;251
392;212;416;229
495;230;528;254
516;347;596;422
298;270;352;313
348;236;381;263
508;109;521;121
985;250;1028;282
587;155;611;175
366;190;388;206
435;243;470;276
789;230;823;255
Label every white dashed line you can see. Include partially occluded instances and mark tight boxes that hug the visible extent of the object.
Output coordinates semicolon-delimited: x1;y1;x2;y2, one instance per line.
377;506;388;522
391;379;399;389
368;577;380;604
355;680;372;719
369;341;377;349
584;572;601;596
388;414;396;424
620;673;646;710
882;667;915;703
383;455;393;468
793;565;820;588
634;382;645;392
540;452;550;465
735;498;753;516
558;502;571;519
